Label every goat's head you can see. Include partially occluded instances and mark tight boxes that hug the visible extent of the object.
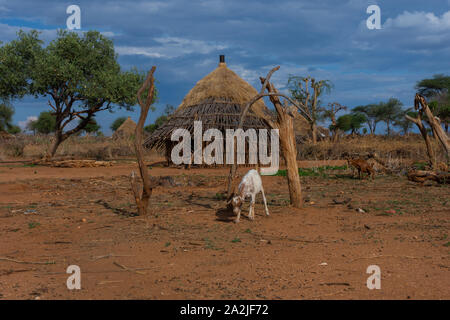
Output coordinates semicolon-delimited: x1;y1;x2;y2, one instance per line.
227;194;243;215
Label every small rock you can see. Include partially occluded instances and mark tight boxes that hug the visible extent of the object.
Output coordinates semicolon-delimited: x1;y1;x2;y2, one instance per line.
319;262;328;266
356;208;366;213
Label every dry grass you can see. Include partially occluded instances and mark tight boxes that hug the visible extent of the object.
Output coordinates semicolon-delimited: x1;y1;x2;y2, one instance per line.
1;133;447;171
298;134;447;163
0;134;162;161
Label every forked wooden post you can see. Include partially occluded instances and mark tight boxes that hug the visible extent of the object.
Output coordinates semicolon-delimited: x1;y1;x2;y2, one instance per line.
405;93;449;169
226;66;309;208
130;66;156;216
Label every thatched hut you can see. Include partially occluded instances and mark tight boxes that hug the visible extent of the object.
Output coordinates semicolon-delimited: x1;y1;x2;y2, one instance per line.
144;56;272;162
0;131;15;140
113;117;137;139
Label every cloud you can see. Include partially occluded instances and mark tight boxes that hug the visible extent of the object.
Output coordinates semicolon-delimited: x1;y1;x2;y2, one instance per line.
384;10;450;30
1;0;449;133
116;37;228;59
0;23;58;43
18;116;37;131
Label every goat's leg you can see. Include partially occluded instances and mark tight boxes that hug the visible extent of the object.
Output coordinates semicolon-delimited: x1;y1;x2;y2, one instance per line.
249;194;255;220
234;209;241;223
260;187;269;216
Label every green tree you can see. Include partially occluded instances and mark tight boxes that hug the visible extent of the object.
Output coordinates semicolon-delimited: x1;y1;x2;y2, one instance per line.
144;104;174;134
8;125;21;134
110;116;127;132
81;117;101;135
336;113;367;134
416;74;450;97
393;108;415;135
288;76;333;144
0;103;14;131
0;30;42;101
378;98;403;135
31;111;56;134
416;74;450;132
352;103;384;134
1;30;147;157
320;102;347;141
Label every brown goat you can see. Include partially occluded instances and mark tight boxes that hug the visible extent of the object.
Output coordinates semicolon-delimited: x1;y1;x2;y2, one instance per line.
347;158;375;180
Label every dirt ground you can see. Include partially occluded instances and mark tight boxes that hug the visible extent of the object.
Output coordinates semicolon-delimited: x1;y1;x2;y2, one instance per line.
0;160;449;300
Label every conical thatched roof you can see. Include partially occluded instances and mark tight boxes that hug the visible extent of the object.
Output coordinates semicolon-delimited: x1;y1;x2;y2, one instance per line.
113;117;136;139
0;130;15;140
144;57;272;150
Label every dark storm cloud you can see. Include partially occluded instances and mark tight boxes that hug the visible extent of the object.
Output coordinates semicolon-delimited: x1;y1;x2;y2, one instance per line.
1;0;449;133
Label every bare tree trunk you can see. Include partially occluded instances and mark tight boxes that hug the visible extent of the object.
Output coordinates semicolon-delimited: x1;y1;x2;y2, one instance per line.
130;66;156;216
415;94;449;156
263;81;303;207
47;131;64;158
406;113;436;169
311;122;317;144
278;110;303;207
226;66;308;208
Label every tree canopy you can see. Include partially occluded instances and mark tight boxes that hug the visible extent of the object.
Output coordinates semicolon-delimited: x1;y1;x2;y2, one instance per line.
31;111;56;134
110;116;127;132
0;103;14;131
416;74;450;132
378;98;403;135
335;113;367;134
81;117;101;135
144;104;174;134
0;29;150;156
352;103;384;134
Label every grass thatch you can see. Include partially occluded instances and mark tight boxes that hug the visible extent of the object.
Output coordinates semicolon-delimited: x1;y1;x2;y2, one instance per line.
113;117;137;139
144;62;272;150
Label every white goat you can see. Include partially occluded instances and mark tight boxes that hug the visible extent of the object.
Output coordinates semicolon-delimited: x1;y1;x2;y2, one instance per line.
227;169;269;223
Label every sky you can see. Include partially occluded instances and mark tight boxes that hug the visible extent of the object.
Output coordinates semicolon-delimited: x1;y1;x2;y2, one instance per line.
1;0;449;134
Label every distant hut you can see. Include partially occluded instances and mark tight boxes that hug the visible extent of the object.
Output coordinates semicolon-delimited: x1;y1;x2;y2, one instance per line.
113;117;137;139
144;55;272;165
0;131;15;140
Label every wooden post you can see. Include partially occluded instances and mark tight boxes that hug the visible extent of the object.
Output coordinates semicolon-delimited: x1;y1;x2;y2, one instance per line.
226;66;309;208
415;94;449;156
262;80;303;207
405;106;436;169
130;66;156;216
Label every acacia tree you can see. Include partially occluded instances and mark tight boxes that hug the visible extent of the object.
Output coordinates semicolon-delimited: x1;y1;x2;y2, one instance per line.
110;117;127;132
353;103;383;134
378;98;403;135
393;108;415;135
335;113;367;134
0;31;42;102
0;103;15;132
288;76;333;144
416;74;450;133
1;30;145;157
321;102;347;141
81;117;101;136
32;111;56;134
